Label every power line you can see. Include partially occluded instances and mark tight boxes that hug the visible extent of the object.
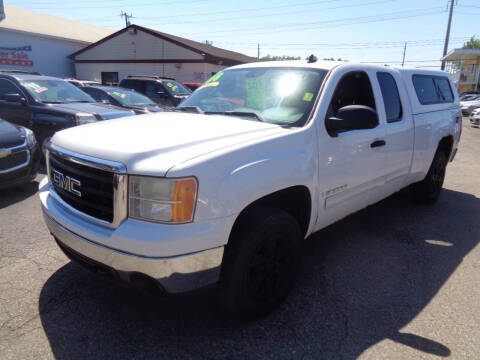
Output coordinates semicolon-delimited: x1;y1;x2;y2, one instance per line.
24;0;209;10
177;7;446;37
129;0;400;26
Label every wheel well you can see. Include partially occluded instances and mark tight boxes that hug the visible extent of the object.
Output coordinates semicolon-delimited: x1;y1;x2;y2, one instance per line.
230;186;312;239
438;135;454;158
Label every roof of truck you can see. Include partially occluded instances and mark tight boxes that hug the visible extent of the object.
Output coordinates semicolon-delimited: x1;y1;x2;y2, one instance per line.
230;60;449;76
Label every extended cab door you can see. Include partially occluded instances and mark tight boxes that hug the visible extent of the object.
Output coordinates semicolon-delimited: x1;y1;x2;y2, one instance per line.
374;70;414;197
315;68;388;230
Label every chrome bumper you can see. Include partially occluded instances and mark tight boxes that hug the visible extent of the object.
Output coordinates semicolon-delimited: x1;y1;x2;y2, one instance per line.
43;211;224;293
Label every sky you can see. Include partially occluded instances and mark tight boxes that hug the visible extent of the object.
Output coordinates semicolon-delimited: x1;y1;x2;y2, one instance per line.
5;0;480;68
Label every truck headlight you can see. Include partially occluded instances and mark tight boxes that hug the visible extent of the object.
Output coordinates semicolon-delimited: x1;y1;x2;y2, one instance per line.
22;127;36;147
75;113;97;126
128;176;197;223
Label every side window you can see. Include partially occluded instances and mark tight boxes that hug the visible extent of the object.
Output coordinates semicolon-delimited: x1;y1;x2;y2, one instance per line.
412;76;437;104
435;78;453;102
0;79;21;99
85;88;109;102
327;71;376;117
412;75;454;104
145;81;160;98
377;72;402;123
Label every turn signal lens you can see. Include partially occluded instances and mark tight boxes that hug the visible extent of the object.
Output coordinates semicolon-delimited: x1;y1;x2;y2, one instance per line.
172;178;197;222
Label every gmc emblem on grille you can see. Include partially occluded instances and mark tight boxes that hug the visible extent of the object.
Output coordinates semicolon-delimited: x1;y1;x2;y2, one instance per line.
51;169;82;197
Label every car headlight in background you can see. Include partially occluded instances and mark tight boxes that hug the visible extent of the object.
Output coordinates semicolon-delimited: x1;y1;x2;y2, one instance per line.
75;113;97;126
129;176;197;223
22;127;37;147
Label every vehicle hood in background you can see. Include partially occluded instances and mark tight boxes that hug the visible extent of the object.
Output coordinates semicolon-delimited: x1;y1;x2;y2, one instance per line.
0;119;25;148
51;112;287;176
50;102;133;119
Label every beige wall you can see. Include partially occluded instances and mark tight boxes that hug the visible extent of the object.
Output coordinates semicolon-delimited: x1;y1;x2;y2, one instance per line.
75;62;227;83
75;29;203;61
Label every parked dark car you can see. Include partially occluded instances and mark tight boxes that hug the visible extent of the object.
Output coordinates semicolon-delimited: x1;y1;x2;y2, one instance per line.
80;85;168;114
0;70;134;155
119;75;191;107
65;79;101;87
0;118;40;189
182;82;201;92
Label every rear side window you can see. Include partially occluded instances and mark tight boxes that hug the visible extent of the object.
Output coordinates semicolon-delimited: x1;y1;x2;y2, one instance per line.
435;78;454;102
412;75;454;105
377;72;402;123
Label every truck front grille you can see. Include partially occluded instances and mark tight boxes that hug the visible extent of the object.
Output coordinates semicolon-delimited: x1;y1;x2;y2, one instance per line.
49;152;114;222
0;150;28;172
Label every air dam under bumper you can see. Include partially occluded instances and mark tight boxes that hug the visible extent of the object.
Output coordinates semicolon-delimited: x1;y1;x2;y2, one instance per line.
39;178;226;293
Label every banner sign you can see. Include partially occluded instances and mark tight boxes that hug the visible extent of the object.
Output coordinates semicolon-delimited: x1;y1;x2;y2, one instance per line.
0;45;34;67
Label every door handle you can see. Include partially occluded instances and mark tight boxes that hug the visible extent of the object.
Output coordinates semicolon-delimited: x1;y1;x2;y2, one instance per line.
371;140;386;148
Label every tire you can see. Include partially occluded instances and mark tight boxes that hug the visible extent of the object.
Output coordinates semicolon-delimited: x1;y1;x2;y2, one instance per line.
409;149;448;204
217;207;302;318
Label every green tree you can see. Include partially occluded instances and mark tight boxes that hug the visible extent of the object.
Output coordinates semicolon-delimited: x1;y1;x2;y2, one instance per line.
260;54;301;61
462;36;480;49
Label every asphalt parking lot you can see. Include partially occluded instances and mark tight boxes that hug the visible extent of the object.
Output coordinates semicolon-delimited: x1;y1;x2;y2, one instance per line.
0;119;479;360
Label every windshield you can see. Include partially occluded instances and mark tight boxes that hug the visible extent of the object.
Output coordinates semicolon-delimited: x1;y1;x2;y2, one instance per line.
179;67;327;126
108;88;156;106
22;80;94;103
162;80;191;96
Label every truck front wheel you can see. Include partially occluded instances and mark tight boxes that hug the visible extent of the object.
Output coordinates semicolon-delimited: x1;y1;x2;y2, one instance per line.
217;208;302;317
409;149;448;203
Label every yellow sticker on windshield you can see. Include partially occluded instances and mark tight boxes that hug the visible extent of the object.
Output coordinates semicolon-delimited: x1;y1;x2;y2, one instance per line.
25;82;41;90
303;92;314;101
198;81;219;90
206;72;223;84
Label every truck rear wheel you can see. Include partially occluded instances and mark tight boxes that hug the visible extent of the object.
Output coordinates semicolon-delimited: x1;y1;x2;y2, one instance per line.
217;208;302;317
409;149;448;203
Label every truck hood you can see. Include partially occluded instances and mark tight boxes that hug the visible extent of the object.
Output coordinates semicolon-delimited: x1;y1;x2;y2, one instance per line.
51;112;287;175
49;102;133;119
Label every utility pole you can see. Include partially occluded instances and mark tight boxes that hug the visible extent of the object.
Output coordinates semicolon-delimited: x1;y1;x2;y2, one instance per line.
257;43;260;60
441;0;455;70
401;42;407;67
120;11;133;27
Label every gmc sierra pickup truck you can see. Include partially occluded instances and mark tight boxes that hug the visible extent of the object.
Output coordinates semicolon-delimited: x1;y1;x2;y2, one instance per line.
39;61;462;317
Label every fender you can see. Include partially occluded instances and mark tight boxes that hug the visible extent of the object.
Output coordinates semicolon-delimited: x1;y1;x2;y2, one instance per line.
167;126;319;236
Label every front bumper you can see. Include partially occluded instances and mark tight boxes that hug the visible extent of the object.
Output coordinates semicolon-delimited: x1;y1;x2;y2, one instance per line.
39;177;230;293
469;115;480;127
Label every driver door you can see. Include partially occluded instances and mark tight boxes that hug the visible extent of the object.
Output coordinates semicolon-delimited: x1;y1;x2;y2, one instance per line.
315;69;388;230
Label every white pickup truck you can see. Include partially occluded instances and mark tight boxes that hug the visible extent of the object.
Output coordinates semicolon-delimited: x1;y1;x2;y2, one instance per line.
39;60;462;316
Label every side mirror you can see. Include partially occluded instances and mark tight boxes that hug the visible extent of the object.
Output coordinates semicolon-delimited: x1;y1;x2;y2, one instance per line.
100;99;111;104
4;93;26;105
326;105;378;135
157;91;168;99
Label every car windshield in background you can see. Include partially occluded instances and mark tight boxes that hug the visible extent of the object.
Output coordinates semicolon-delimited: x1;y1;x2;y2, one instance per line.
109;89;156;106
179;68;328;126
22;80;94;103
163;80;191;96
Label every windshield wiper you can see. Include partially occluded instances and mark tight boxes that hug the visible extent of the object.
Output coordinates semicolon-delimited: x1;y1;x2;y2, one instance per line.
42;101;65;104
67;100;93;103
206;111;266;122
174;106;204;114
